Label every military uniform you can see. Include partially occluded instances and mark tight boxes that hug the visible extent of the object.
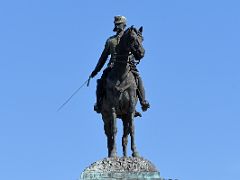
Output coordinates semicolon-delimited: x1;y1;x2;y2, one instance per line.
90;16;150;113
91;31;124;78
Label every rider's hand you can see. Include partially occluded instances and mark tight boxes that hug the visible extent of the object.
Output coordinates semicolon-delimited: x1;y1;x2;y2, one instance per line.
90;70;97;78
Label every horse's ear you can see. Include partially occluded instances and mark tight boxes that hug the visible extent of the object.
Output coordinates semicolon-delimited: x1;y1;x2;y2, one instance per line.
130;25;134;30
139;26;143;34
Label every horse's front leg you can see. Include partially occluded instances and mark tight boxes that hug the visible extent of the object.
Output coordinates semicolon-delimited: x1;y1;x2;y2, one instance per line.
122;116;129;157
128;112;139;157
109;107;117;157
128;86;139;157
102;113;112;157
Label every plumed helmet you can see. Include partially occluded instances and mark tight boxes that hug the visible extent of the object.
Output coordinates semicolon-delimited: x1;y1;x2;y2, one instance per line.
114;15;127;24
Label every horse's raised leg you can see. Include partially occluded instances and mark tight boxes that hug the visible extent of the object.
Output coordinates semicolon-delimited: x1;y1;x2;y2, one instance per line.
109;107;117;157
128;113;139;157
122;116;129;157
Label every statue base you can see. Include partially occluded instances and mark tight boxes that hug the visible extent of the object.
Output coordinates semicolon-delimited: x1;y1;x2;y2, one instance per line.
80;157;161;180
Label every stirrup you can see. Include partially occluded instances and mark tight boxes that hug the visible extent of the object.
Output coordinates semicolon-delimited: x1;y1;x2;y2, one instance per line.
134;110;142;117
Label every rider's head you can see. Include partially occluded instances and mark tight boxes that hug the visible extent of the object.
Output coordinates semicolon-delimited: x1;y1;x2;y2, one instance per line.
113;15;126;33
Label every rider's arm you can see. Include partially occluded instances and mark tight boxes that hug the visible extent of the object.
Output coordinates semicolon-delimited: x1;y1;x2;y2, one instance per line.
90;40;110;78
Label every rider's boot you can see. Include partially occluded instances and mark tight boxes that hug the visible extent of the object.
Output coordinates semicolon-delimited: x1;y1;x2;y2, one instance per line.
94;101;101;113
137;76;150;112
94;79;103;113
140;100;150;112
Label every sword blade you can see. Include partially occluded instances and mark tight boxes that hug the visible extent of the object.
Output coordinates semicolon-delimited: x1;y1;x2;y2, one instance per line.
57;79;89;111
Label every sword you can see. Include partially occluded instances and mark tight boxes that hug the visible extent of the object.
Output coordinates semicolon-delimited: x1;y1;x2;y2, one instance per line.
57;77;91;111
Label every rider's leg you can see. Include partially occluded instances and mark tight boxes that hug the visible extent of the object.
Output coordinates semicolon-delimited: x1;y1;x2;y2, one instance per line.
94;78;103;113
94;67;111;113
137;75;150;111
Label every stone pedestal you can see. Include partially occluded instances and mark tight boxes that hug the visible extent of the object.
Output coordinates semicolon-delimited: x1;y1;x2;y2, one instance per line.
80;157;162;180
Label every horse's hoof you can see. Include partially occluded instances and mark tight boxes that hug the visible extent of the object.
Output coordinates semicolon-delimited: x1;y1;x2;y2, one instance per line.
109;155;117;158
109;151;117;158
132;152;140;157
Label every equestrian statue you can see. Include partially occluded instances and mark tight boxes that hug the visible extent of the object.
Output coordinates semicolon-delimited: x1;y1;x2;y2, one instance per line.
89;16;150;157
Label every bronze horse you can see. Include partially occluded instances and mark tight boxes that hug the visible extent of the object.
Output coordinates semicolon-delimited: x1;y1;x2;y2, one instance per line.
100;26;145;157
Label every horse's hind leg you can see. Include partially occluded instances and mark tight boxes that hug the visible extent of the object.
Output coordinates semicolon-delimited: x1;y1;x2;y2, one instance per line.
128;113;139;157
122;116;129;157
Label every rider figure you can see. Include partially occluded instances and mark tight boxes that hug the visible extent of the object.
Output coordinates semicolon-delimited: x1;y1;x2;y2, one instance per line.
90;16;150;114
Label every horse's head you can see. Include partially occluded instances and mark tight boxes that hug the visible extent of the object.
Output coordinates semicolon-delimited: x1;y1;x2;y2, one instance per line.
118;26;145;60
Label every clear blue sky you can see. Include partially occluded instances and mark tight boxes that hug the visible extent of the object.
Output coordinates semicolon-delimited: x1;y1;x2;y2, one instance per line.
0;0;239;180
